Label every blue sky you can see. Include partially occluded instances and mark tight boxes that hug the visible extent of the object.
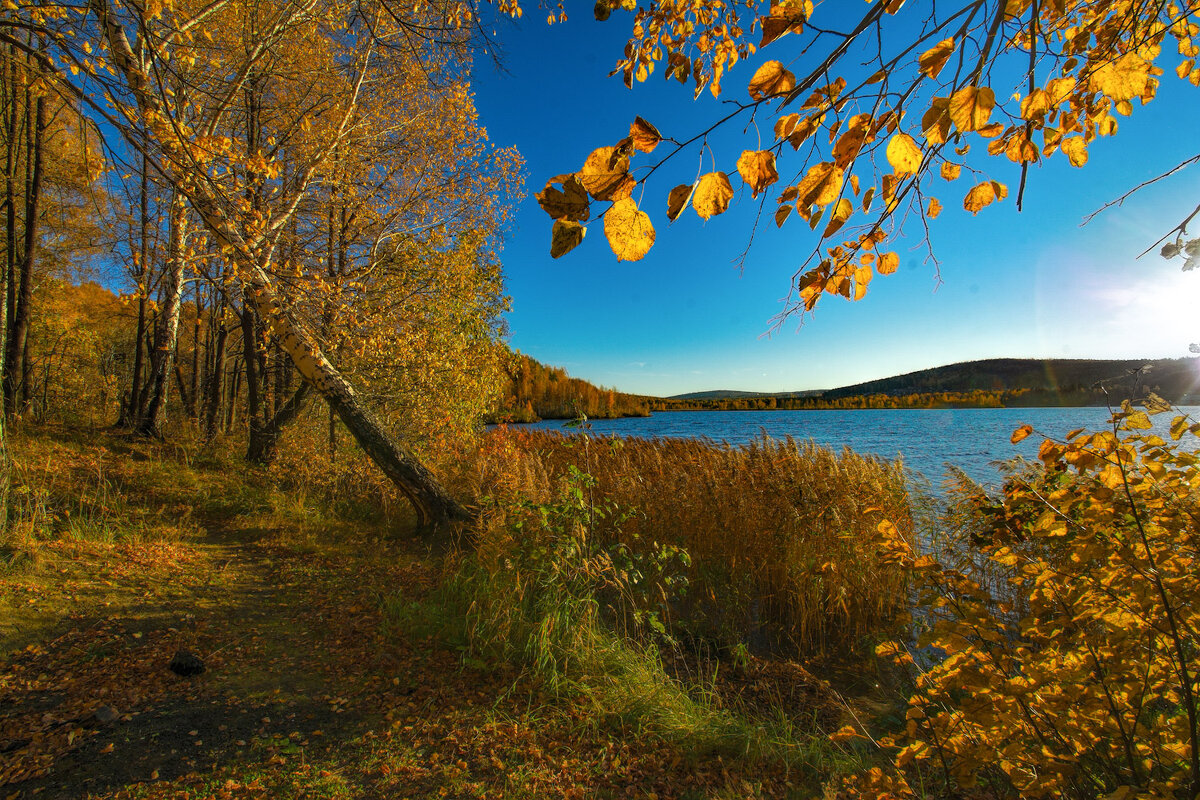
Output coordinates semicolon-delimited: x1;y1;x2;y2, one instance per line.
472;8;1200;397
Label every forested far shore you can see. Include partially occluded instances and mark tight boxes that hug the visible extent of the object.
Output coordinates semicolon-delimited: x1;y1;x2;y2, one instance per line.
488;353;651;422
491;356;1200;422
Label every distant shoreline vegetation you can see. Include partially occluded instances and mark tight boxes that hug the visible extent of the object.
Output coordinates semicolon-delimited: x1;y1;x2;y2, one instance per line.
490;356;1200;422
487;353;651;423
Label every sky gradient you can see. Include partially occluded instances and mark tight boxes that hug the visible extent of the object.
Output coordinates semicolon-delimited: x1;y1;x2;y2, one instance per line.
472;10;1200;398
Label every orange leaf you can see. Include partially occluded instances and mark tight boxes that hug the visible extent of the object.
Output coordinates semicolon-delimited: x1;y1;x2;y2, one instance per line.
1060;137;1088;166
921;98;951;144
536;175;590;221
629;116;662;153
549;220;586;258
963;181;996;214
579;145;633;201
736;150;779;197
948;85;995;132
918;39;954;79
748;60;796;100
604;197;655;262
666;183;693;222
693;172;734;219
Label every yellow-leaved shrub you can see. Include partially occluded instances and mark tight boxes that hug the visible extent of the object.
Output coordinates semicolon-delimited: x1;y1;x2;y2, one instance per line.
832;402;1200;799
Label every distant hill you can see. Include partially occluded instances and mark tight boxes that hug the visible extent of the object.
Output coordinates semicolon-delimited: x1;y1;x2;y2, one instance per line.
656;357;1200;411
822;357;1200;405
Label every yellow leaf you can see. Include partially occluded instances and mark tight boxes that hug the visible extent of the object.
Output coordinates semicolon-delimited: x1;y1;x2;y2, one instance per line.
774;204;792;227
666;183;693;222
830;725;865;743
1011;424;1033;444
1124;410;1152;430
1005;133;1039;163
886;133;922;176
629;116;662;153
736;150;779;198
774;113;800;139
877;251;899;275
823;197;853;237
550;220;586;258
787;113;824;149
949;85;995;132
853;263;872;299
604;197;655;262
536;175;591;221
963;181;996;214
832;114;872;168
1088;52;1151;101
940;162;961;181
579;145;633;201
921;98;951;144
977;121;1003;138
693;172;734;219
795;162;844;207
748;60;796;100
927;197;942;219
759;2;810;47
1020;89;1052;120
1046;76;1076;104
918;38;954;79
1060;137;1088;167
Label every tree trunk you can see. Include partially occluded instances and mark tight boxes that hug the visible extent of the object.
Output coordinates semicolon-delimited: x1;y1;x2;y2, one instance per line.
122;157;151;428
138;193;188;436
203;305;229;440
189;290;202;423
4;76;43;418
226;358;241;431
3;43;19;426
242;277;468;527
240;302;268;461
245;383;311;464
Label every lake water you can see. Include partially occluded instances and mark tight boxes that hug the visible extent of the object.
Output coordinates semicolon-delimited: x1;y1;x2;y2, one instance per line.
518;407;1200;488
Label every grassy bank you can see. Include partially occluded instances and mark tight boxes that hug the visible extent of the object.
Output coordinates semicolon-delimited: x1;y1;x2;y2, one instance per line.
2;424;909;799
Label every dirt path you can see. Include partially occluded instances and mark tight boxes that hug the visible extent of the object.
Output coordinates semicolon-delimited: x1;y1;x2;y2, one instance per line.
1;512;452;797
1;515;782;799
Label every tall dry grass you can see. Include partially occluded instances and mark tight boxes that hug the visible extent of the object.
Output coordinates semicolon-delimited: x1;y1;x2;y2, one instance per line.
448;426;915;657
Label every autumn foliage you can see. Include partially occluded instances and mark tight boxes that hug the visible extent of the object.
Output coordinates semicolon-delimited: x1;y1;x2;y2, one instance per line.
831;401;1200;799
544;0;1200;319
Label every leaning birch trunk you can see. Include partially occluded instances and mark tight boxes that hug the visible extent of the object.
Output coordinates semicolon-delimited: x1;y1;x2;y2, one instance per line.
242;273;467;526
138;192;188;437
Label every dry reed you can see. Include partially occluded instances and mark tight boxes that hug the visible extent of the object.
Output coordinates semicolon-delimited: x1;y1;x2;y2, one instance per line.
449;427;915;657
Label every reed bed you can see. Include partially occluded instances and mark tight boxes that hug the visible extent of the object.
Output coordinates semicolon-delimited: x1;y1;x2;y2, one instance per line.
450;426;916;658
